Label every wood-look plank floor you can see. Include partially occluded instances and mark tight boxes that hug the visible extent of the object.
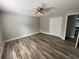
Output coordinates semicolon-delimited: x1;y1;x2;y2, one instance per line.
1;33;79;59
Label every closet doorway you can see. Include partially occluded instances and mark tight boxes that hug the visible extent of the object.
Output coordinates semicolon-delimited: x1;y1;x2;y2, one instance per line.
66;14;79;48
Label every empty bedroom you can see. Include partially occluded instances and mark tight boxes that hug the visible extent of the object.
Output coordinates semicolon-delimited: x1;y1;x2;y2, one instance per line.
0;0;79;59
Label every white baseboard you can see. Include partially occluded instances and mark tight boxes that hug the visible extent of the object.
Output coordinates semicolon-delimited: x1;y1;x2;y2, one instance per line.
40;31;65;40
0;32;40;58
0;31;65;58
40;31;50;35
4;32;39;43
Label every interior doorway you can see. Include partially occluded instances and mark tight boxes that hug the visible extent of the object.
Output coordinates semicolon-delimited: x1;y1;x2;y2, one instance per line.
65;14;79;47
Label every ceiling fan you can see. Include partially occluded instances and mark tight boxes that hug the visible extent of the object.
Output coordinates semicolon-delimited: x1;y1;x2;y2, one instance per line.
28;4;54;14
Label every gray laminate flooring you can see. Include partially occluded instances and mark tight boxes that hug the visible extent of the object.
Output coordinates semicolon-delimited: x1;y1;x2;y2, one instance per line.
1;33;79;59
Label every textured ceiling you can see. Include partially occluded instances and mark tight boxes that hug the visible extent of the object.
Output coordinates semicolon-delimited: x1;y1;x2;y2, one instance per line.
0;0;79;16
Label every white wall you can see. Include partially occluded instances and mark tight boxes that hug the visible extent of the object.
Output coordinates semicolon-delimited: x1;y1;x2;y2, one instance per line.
40;10;79;40
40;15;63;38
61;14;67;39
1;12;40;41
0;10;79;41
0;28;3;47
40;16;49;33
0;12;3;58
0;12;3;47
49;16;62;37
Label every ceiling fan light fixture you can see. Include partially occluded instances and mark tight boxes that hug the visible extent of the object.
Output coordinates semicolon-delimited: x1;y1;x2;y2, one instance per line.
35;7;46;14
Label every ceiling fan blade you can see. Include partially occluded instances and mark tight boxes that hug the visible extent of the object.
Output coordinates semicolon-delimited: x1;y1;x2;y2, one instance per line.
46;7;54;11
27;8;37;12
27;10;35;11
